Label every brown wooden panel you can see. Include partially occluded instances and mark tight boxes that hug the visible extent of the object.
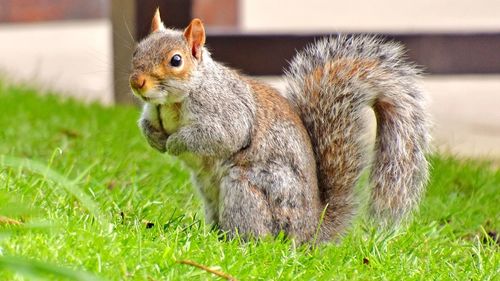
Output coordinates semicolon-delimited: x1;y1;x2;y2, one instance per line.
207;34;312;75
206;32;500;75
111;0;137;104
393;33;500;74
0;0;108;22
135;0;193;40
192;0;239;28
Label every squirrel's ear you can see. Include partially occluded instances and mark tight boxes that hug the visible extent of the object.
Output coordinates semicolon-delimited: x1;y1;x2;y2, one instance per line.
183;18;206;60
150;8;165;33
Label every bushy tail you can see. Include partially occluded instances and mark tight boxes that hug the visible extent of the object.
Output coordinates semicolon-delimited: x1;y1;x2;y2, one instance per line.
285;35;430;240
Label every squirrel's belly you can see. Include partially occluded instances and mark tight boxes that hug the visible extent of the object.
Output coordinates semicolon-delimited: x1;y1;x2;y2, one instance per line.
177;154;226;222
158;103;182;135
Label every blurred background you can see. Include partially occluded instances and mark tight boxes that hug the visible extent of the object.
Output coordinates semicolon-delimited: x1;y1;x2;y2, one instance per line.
0;0;499;158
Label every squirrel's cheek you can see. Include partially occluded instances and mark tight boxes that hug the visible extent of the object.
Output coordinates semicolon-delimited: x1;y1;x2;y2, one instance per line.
170;68;193;81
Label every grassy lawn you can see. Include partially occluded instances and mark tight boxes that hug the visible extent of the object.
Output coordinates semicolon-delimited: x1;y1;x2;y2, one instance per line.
0;82;498;280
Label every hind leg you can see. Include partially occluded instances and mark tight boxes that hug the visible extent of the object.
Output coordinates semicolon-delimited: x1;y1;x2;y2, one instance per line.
218;167;274;239
218;165;319;242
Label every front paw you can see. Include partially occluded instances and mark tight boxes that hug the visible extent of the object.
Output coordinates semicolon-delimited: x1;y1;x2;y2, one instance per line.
165;134;188;156
140;119;168;152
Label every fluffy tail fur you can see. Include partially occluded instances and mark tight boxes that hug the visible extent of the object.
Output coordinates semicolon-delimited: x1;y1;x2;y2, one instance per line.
285;35;430;240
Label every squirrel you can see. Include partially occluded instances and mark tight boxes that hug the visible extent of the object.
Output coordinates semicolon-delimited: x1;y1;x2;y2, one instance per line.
129;9;430;243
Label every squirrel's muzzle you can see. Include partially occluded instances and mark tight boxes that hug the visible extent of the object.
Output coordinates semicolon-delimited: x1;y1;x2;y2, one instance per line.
129;74;147;93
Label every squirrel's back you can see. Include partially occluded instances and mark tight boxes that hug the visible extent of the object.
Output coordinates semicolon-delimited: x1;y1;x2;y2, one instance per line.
285;35;430;240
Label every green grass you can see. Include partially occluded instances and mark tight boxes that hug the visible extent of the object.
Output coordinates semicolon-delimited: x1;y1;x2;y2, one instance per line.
0;82;498;280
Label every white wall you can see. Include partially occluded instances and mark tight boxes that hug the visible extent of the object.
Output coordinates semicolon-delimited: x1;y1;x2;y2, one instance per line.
0;21;113;104
241;0;500;33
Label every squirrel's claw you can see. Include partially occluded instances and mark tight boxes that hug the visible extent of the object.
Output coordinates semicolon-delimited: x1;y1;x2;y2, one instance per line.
140;118;168;153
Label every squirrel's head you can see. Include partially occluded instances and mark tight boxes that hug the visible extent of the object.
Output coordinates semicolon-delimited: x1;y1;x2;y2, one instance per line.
129;8;205;104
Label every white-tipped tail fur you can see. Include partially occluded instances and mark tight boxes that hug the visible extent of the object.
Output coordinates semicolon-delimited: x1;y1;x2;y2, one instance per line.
285;35;430;240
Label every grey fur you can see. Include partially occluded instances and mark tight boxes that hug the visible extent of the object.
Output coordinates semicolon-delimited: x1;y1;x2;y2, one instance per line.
133;30;430;243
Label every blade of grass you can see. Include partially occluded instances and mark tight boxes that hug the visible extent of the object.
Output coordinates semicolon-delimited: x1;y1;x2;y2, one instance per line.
176;259;238;281
1;156;108;227
0;256;102;281
0;216;21;225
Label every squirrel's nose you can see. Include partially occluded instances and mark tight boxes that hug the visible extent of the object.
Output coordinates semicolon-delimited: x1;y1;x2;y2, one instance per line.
130;74;147;91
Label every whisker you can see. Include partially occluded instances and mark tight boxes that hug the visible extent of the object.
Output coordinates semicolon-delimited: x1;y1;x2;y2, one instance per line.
159;82;184;92
123;16;136;43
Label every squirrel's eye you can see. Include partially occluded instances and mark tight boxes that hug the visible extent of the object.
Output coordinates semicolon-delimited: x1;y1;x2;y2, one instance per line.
170;54;182;67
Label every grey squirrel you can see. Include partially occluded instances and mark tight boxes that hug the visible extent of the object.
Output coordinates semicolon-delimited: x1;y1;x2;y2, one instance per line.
129;9;430;243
